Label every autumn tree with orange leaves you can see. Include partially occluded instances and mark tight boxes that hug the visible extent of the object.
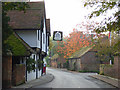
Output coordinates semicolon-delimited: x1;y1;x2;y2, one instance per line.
55;29;93;59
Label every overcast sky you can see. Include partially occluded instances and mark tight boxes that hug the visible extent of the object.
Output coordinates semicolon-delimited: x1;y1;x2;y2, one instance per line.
44;0;93;37
30;0;118;37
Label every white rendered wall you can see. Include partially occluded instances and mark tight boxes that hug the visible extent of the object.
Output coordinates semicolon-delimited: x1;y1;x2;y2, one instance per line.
27;70;36;81
47;35;49;55
27;54;36;81
38;70;42;77
16;30;41;48
37;30;41;48
36;54;42;77
42;19;47;53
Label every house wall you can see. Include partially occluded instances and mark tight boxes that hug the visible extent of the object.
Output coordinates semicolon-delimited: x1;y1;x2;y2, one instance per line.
68;59;81;71
36;54;42;77
80;51;100;71
42;19;47;53
37;30;41;48
68;51;100;72
27;70;36;82
27;54;41;81
75;59;81;71
16;30;41;48
27;54;36;81
68;59;76;71
47;34;49;55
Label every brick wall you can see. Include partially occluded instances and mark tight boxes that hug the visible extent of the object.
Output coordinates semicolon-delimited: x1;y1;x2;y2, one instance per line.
100;56;120;79
68;51;100;72
80;51;100;71
2;56;12;88
12;64;25;86
112;56;120;79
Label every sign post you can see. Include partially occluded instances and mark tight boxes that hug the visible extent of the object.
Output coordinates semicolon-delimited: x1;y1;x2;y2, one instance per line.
53;31;63;41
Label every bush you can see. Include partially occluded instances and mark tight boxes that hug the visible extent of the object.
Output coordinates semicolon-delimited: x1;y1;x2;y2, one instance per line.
26;58;36;73
79;70;99;73
99;64;113;75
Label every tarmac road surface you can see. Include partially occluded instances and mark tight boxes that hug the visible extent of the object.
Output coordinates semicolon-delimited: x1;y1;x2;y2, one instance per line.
33;67;116;88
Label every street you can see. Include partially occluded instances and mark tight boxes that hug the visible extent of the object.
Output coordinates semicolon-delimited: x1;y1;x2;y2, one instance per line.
33;67;115;88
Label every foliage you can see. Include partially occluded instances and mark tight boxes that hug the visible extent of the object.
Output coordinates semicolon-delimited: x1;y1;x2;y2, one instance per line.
52;29;93;59
51;54;59;60
84;2;120;33
100;64;113;75
63;60;69;69
4;33;30;56
79;70;99;73
26;58;36;73
94;33;120;62
2;2;29;12
49;37;53;50
2;2;29;55
44;56;50;65
37;59;44;70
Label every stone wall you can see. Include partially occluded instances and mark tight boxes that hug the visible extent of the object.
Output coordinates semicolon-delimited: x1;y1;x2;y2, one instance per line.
2;56;12;88
68;59;77;71
12;64;25;86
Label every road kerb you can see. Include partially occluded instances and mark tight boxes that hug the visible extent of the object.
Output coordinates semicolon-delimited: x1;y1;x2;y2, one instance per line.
90;75;119;88
12;73;54;88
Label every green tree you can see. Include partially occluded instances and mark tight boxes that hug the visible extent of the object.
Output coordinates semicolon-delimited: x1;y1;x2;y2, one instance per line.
84;1;120;59
94;34;120;63
84;1;120;33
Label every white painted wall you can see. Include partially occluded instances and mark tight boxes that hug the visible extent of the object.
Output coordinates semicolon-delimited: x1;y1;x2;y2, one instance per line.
42;19;47;53
27;70;36;81
47;35;49;55
16;30;41;48
36;54;42;77
27;54;42;81
27;54;36;81
37;30;41;48
38;70;42;78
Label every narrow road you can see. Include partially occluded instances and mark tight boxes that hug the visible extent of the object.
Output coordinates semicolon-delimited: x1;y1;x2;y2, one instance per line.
33;67;115;88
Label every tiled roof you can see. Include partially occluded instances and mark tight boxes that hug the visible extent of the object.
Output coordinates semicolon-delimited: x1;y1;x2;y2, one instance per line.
7;1;45;30
69;46;93;59
46;19;51;34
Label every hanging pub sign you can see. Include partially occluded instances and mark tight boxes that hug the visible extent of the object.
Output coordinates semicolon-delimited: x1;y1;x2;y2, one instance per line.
53;31;63;41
